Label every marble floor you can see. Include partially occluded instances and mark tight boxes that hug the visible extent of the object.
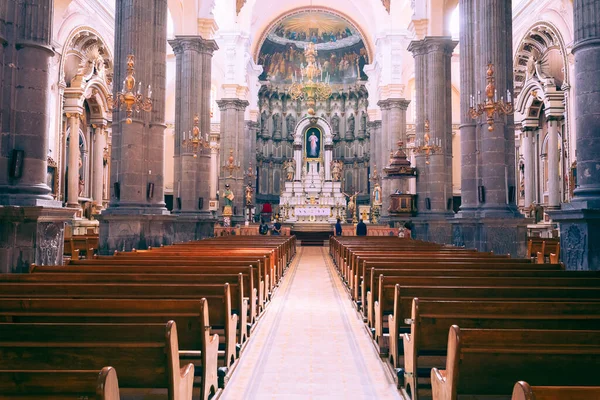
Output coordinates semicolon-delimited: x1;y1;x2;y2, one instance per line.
221;247;402;400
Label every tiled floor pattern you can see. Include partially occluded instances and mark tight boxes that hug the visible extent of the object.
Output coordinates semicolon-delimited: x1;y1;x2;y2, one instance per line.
221;247;402;400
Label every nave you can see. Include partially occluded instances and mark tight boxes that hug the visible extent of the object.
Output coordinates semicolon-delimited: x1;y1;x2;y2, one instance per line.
221;247;402;400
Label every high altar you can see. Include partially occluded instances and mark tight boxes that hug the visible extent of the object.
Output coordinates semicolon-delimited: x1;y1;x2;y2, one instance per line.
279;116;345;223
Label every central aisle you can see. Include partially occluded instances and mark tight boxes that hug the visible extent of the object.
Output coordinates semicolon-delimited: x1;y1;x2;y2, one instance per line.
221;247;402;400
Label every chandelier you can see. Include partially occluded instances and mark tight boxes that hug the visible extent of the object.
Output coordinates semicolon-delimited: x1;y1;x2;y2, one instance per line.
289;43;333;116
413;119;442;165
113;54;153;124
469;63;514;131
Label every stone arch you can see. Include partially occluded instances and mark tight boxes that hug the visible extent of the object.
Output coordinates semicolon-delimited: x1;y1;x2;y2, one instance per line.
294;116;333;146
252;6;374;65
513;21;569;99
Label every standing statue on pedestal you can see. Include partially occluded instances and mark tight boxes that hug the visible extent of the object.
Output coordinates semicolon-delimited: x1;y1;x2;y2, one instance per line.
286;114;296;139
284;159;296;181
331;114;340;139
331;160;343;182
347;113;355;138
372;182;382;206
245;183;253;206
222;184;235;217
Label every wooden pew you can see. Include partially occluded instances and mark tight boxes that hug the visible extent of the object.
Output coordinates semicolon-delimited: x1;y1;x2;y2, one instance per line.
401;299;600;399
0;282;239;369
0;366;120;400
0;321;199;400
360;262;567;318
528;238;560;263
374;275;600;344
12;271;253;342
34;262;264;318
385;284;600;360
431;327;600;400
0;298;221;398
512;381;600;400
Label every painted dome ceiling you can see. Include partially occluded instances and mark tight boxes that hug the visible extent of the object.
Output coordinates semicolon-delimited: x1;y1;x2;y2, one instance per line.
258;9;368;84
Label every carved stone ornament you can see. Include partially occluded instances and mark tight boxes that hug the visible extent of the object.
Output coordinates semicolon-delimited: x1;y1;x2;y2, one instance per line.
381;0;391;14
36;222;64;266
564;224;586;270
236;0;247;15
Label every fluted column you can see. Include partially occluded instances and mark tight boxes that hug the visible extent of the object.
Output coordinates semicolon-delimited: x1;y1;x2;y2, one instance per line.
547;118;561;208
169;36;218;214
409;37;457;216
522;129;536;208
457;0;478;215
0;1;75;272
106;0;168;215
66;113;81;209
92;123;107;210
0;0;58;206
550;0;600;270
476;0;518;216
217;99;249;220
571;0;600;205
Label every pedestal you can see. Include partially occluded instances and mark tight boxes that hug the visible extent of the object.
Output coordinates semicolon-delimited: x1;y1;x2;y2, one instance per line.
549;207;600;270
451;217;529;258
0;206;76;273
98;214;176;254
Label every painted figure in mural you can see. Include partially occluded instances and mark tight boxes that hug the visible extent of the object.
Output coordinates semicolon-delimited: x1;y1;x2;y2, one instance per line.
284;159;296;181
245;183;253;206
286;114;296;138
308;130;319;158
331;160;343;182
223;184;235;207
372;182;382;206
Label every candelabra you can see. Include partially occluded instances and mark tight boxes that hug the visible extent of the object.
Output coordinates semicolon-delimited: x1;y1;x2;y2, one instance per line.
289;43;333;116
245;161;256;184
182;115;209;157
413;120;442;165
113;55;153;124
369;164;380;183
469;63;514;132
222;149;241;178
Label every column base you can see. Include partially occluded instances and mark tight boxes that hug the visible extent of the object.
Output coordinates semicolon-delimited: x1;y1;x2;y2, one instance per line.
450;217;530;258
411;216;455;245
98;214;176;254
548;204;600;270
173;214;217;244
0;206;76;273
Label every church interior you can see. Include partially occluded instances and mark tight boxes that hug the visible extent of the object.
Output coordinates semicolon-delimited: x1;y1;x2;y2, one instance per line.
0;0;600;399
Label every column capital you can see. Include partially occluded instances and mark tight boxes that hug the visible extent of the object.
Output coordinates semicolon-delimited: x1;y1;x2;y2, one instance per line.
169;35;219;55
407;39;428;56
423;36;458;56
217;98;250;111
377;98;411;111
65;112;82;120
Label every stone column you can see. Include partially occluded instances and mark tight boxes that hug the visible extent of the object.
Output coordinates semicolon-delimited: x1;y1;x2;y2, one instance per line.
377;99;410;221
100;0;174;253
451;0;527;257
549;0;600;270
66;113;81;209
0;1;74;272
169;36;217;214
92;123;107;210
325;144;333;181
409;37;457;217
217;99;249;222
547;118;561;208
457;0;478;216
522;128;536;208
0;0;58;206
294;143;302;181
209;137;219;202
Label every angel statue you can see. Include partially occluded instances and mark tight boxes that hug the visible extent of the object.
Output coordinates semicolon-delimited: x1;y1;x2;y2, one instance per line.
284;159;296;182
331;160;343;182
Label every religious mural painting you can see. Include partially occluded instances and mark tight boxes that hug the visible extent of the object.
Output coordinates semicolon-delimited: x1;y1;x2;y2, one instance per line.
305;127;322;159
258;10;369;84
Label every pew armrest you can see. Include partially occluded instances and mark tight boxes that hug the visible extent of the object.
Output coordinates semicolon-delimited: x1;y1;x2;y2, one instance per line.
97;367;120;400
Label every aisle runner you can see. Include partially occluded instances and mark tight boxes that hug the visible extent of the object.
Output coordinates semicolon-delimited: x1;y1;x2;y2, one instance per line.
221;247;402;400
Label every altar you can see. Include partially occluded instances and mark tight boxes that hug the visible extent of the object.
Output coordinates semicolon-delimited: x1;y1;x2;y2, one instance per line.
279;116;346;224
